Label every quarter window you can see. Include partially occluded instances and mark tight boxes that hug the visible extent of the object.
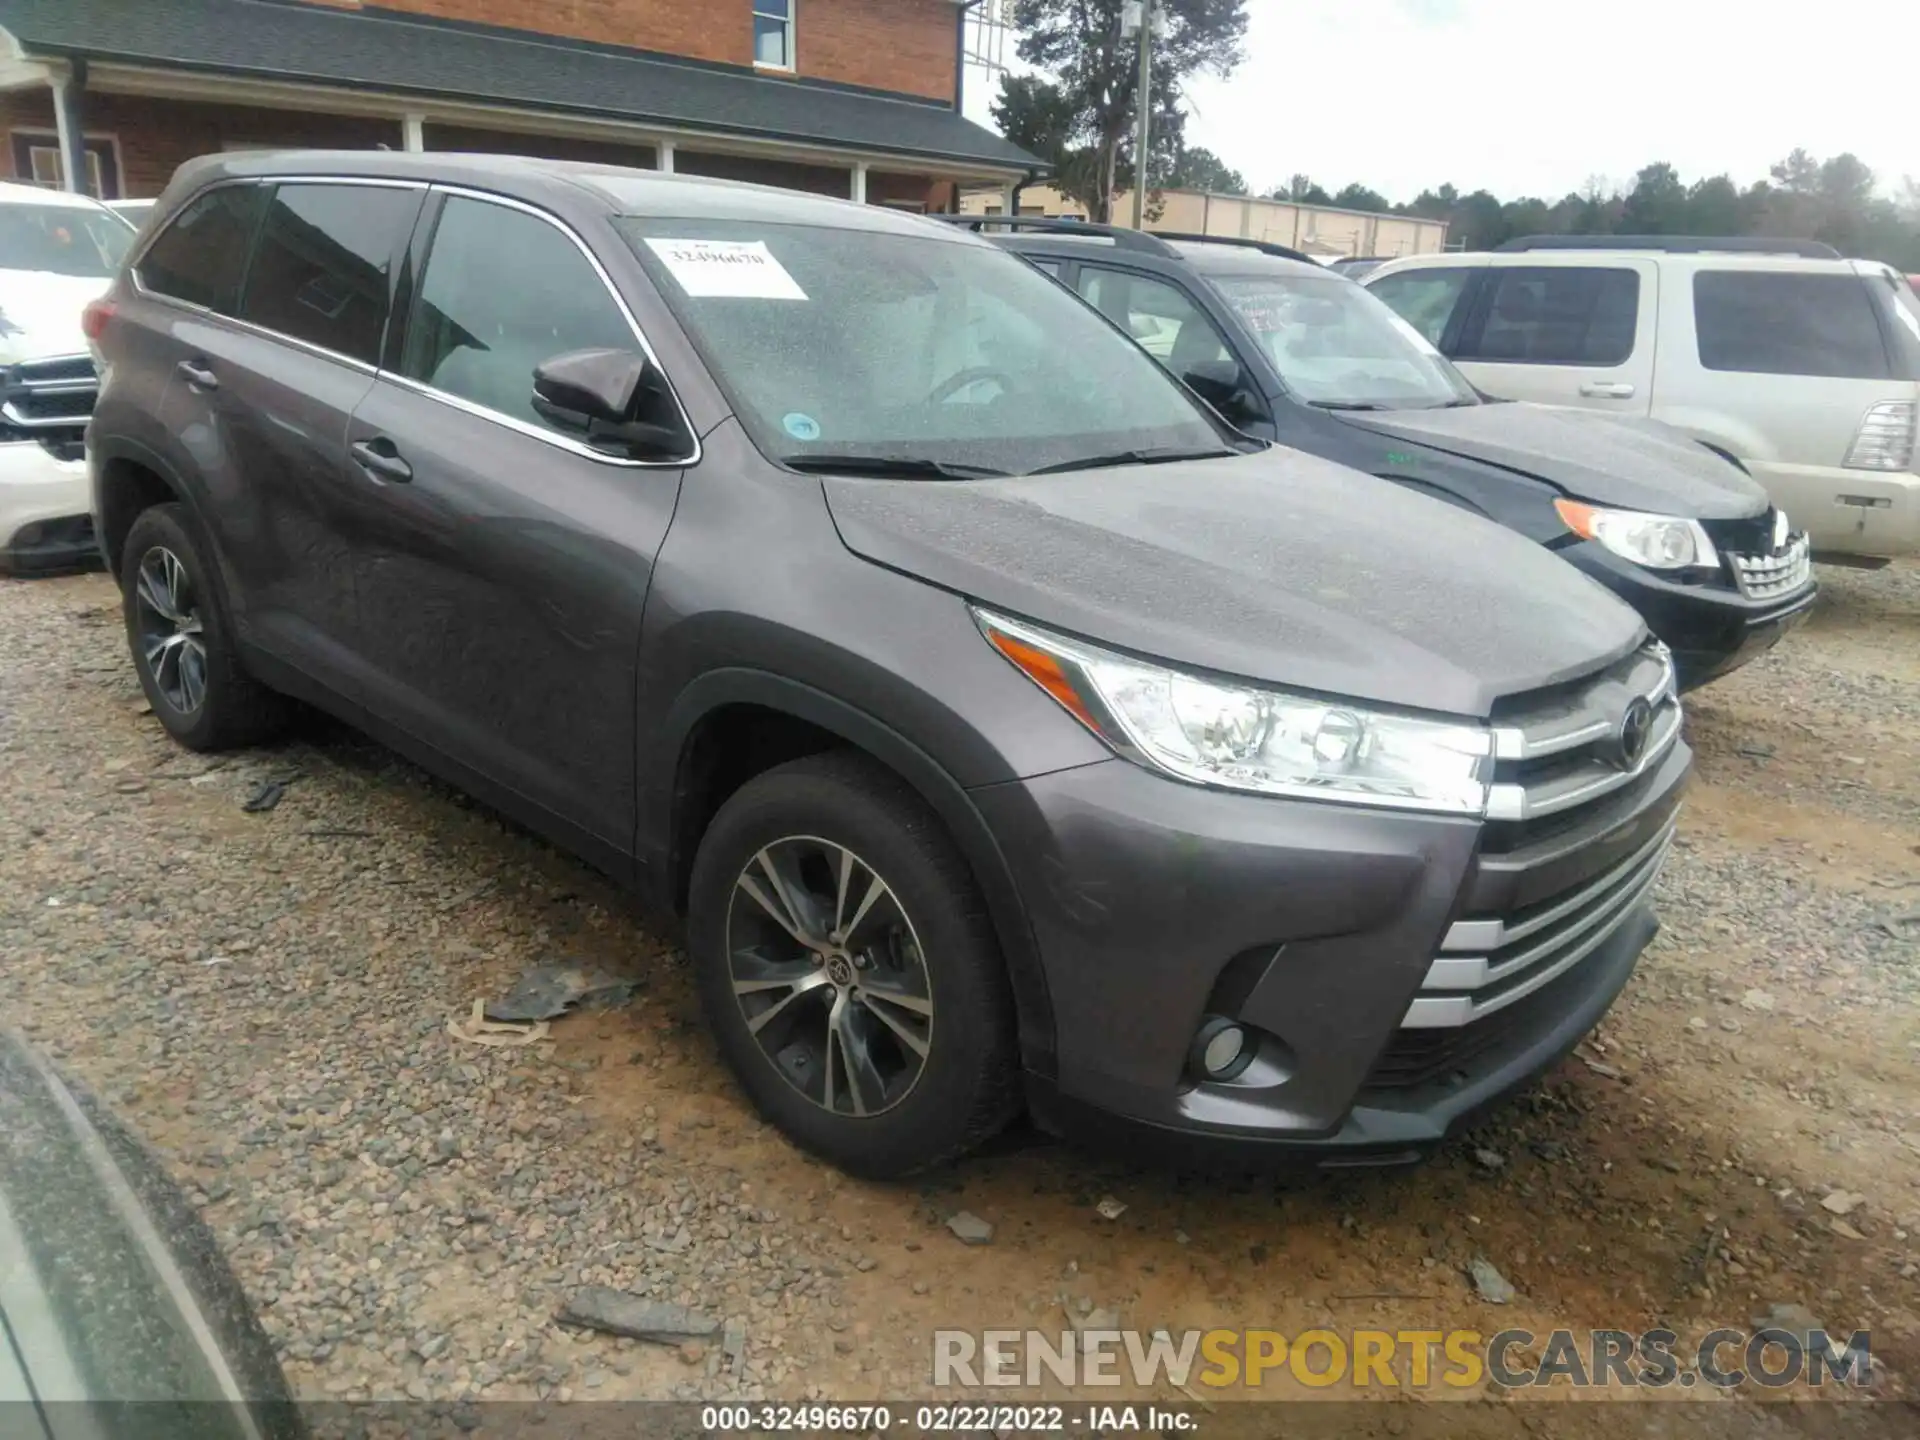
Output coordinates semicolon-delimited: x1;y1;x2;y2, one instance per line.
754;0;794;68
1074;267;1233;375
1366;267;1473;348
1693;271;1892;379
1460;266;1639;367
238;184;419;367
402;196;639;434
137;184;268;313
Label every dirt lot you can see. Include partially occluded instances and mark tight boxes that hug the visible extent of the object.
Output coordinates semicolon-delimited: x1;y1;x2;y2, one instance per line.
2;563;1918;1435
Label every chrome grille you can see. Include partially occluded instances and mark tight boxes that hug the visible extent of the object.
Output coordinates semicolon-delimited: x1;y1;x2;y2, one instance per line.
1728;532;1812;601
1401;817;1676;1028
1484;643;1681;825
2;353;98;434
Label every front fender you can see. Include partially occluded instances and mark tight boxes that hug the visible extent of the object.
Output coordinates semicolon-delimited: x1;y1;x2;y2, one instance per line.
647;667;1067;1078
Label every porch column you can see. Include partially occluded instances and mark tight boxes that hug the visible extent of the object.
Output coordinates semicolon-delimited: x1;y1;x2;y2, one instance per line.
402;112;426;153
657;140;674;174
51;59;88;195
851;161;868;204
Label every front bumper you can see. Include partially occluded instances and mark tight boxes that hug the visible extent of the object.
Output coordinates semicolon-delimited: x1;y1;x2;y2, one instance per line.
971;735;1689;1168
1562;541;1815;691
0;439;96;575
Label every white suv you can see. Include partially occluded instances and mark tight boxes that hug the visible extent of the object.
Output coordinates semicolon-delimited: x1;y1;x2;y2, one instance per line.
1364;239;1920;560
0;181;134;575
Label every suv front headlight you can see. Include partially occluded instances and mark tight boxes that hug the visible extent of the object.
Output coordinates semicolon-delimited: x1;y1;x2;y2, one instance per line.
975;609;1492;815
1554;498;1717;571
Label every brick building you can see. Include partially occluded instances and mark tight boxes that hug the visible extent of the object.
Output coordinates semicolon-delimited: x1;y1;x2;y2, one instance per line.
0;0;1037;207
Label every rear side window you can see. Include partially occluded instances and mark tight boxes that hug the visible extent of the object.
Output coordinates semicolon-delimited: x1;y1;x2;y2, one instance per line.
1461;266;1639;366
1366;267;1473;347
1694;271;1892;379
137;184;267;313
238;184;420;366
402;196;637;433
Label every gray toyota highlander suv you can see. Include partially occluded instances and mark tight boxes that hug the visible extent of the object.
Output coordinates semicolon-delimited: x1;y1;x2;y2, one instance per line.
84;152;1688;1177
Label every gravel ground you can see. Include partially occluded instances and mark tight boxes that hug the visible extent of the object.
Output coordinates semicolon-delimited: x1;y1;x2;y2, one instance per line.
2;561;1917;1432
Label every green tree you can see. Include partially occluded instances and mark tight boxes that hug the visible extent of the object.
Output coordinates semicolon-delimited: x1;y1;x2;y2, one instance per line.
1620;162;1689;233
1684;175;1747;235
1162;142;1246;195
1330;182;1391;213
994;0;1250;223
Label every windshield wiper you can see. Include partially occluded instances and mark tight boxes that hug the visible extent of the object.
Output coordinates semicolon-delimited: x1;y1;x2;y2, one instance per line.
1307;400;1390;412
1024;446;1238;477
781;454;1007;480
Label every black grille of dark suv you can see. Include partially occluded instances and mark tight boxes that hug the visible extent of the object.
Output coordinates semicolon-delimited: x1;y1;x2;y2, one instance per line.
1364;643;1684;1091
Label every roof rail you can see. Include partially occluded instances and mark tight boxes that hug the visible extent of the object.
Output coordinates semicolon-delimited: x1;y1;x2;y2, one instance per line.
1148;231;1319;266
931;213;1179;257
1496;234;1843;259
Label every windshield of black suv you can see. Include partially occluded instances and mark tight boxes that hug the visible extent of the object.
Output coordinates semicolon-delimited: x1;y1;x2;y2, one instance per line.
0;201;134;278
620;218;1235;474
1210;272;1479;410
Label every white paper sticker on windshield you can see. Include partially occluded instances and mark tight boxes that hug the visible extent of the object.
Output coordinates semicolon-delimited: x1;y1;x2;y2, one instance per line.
644;238;808;300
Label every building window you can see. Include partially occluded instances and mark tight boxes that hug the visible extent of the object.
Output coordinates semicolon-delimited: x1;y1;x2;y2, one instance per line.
9;131;122;199
754;0;794;69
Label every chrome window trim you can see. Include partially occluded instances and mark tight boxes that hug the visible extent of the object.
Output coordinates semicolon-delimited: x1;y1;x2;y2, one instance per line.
124;176;701;471
129;176;419;376
408;184;701;471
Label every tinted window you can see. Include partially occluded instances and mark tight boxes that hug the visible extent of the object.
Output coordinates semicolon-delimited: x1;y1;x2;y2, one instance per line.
1462;266;1639;366
619;217;1224;475
138;185;267;313
1366;267;1473;347
238;184;419;366
1693;271;1891;379
403;197;637;433
1076;267;1233;374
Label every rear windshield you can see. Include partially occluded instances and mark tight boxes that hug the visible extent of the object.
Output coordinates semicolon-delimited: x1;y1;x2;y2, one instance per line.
619;218;1224;474
0;200;132;278
1210;272;1479;409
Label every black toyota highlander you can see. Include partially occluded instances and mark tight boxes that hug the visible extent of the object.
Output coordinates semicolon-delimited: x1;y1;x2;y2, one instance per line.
86;152;1687;1177
964;217;1816;692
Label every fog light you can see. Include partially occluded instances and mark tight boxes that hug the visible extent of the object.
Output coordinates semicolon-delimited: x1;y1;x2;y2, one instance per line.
1190;1016;1254;1082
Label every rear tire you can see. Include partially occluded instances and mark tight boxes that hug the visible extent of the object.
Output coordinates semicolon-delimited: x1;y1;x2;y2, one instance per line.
120;503;289;752
688;752;1020;1178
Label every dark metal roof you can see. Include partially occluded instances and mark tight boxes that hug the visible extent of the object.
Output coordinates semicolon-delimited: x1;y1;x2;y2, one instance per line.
0;0;1040;174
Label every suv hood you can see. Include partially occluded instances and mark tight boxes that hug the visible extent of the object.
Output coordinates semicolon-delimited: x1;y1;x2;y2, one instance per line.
0;271;108;365
823;449;1644;717
1331;404;1768;519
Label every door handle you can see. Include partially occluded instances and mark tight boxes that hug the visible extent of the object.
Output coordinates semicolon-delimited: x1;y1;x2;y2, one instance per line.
1578;381;1636;399
176;359;219;391
350;438;413;484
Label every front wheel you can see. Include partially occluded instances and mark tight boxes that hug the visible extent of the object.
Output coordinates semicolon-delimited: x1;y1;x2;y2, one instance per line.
687;753;1019;1177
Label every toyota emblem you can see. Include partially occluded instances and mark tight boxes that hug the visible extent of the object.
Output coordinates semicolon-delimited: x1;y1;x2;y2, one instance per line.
1616;697;1655;770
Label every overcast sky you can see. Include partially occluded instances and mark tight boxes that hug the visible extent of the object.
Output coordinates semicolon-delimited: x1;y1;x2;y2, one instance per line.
966;0;1920;202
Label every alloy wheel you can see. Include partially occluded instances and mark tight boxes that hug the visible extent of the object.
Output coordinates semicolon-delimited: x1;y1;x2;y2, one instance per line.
724;835;934;1117
133;546;208;715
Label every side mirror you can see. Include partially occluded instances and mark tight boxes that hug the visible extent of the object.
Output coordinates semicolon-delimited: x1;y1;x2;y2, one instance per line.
1182;358;1263;427
532;348;688;460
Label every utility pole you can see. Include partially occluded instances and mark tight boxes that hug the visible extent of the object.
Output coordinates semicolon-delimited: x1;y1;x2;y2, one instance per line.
1129;0;1154;229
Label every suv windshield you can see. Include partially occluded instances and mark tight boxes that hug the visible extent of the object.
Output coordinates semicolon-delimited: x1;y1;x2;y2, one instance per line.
1211;273;1478;410
620;218;1230;474
0;201;133;278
